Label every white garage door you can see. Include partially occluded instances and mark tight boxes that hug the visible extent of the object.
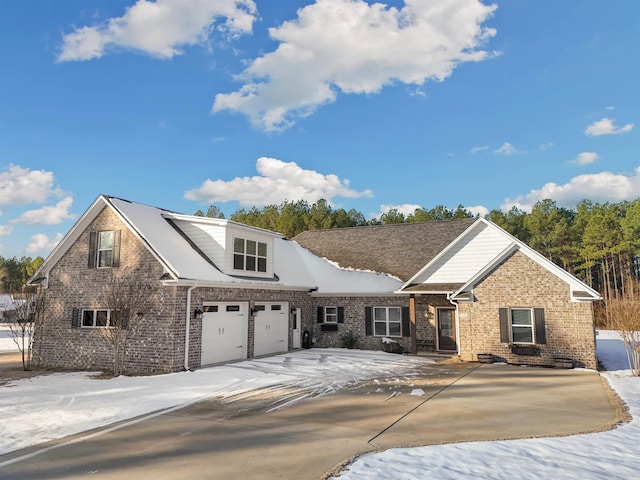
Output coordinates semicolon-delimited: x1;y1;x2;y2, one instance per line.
200;302;248;366
254;302;289;357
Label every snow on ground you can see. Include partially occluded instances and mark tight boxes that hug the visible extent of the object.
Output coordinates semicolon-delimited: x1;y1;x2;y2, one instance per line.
0;345;429;456
331;330;639;480
0;325;18;353
0;330;637;479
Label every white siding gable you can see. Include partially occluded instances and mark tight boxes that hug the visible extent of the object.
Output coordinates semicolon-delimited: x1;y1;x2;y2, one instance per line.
170;218;275;278
413;222;512;284
175;220;227;268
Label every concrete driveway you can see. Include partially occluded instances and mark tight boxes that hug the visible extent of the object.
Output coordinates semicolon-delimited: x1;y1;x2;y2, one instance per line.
0;361;621;480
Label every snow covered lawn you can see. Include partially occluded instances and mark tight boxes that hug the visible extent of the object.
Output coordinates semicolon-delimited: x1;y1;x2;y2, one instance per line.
0;330;637;479
0;325;17;353
331;330;639;479
0;346;429;456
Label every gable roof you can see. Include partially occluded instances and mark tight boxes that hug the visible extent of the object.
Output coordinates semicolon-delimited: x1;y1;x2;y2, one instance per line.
293;218;476;282
29;195;401;295
399;218;601;302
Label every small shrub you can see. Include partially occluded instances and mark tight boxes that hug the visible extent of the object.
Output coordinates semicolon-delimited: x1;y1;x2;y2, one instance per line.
340;331;359;349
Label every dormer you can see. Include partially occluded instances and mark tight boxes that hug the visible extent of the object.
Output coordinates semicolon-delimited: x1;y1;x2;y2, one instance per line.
224;223;275;279
164;213;277;279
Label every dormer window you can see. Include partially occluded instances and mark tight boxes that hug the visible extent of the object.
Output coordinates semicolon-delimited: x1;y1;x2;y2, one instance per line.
233;238;267;273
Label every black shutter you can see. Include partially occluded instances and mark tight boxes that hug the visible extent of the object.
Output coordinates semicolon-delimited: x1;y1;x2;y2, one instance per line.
88;232;97;268
337;307;344;323
112;230;121;267
365;307;372;336
121;309;130;330
534;308;546;344
317;306;324;323
401;307;410;337
72;308;80;328
499;308;509;343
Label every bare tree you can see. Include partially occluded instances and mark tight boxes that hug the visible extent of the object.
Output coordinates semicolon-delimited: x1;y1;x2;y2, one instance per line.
100;269;155;376
607;279;640;376
9;291;48;371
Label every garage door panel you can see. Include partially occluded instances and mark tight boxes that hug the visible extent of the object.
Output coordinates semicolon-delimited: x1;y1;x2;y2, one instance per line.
254;302;289;357
201;302;248;365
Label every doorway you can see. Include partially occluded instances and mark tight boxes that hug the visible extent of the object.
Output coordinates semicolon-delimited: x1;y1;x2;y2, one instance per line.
437;307;457;352
292;308;301;349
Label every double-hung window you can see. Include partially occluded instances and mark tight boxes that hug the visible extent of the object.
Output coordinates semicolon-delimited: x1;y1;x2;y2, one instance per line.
98;231;114;267
511;308;534;344
324;306;338;323
233;238;267;273
88;230;120;268
82;309;111;328
374;306;402;337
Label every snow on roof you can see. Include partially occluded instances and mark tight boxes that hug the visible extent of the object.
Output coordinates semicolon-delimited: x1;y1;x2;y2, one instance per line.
110;197;400;294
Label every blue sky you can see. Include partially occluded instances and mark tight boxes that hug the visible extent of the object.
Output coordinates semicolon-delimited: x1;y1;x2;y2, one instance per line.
1;0;638;259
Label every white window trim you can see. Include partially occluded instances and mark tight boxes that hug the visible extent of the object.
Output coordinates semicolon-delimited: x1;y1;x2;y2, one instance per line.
81;309;112;328
324;306;338;323
510;308;535;344
232;237;268;273
373;306;402;337
97;231;114;268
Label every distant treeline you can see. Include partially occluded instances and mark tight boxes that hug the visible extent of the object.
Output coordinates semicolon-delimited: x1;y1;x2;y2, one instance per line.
2;197;638;299
196;197;640;298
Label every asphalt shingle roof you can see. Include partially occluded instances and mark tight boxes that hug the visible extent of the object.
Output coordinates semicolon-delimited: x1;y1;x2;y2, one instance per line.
293;218;476;282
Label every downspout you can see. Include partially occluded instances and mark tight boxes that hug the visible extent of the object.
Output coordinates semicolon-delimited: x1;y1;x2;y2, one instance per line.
447;293;461;357
185;285;197;371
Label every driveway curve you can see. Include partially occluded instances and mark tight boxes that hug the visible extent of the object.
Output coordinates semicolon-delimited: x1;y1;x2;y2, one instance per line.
0;361;620;480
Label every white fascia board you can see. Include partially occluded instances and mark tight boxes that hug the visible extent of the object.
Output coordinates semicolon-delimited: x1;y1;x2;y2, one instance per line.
400;218;483;290
162;278;315;292
450;242;520;299
311;291;398;297
478;218;602;301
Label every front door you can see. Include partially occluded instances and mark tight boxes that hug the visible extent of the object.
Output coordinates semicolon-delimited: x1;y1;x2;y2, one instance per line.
437;308;457;352
292;308;301;349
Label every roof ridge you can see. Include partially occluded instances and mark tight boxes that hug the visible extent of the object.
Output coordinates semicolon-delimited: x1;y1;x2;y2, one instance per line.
295;217;476;235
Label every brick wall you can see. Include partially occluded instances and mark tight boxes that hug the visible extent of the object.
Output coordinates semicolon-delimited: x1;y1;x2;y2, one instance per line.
33;206;183;374
33;205;597;373
310;296;412;351
457;250;597;369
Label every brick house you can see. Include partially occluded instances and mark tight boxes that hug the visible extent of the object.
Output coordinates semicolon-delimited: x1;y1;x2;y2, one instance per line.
29;195;600;373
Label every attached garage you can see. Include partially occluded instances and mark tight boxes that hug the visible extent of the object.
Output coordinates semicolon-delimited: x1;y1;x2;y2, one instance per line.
253;302;289;357
200;302;248;366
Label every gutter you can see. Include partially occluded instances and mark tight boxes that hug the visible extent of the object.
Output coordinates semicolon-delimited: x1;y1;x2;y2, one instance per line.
185;284;197;371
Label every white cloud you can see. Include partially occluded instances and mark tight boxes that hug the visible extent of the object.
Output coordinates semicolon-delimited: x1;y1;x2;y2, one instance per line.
184;157;373;207
585;117;634;136
502;167;640;212
57;0;257;62
26;233;64;254
470;145;490;154
380;203;422;216
13;197;76;226
538;142;554;151
572;152;599;165
213;0;498;131
493;142;518;156
0;225;12;236
0;165;62;205
466;204;488;217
